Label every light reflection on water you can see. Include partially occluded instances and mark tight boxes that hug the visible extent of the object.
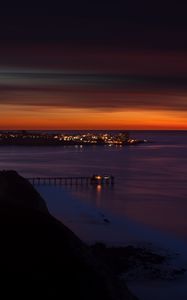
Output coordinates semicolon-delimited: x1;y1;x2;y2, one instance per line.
0;131;187;240
96;184;102;208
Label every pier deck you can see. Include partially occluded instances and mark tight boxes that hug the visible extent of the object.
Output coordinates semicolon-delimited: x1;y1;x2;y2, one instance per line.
27;175;114;186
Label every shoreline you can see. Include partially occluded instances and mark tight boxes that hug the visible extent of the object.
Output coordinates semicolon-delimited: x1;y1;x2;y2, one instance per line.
37;185;187;300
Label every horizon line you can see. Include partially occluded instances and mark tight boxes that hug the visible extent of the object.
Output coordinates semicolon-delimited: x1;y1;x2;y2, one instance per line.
1;129;187;131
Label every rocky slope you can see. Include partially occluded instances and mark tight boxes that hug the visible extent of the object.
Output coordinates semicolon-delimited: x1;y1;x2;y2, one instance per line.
0;170;137;299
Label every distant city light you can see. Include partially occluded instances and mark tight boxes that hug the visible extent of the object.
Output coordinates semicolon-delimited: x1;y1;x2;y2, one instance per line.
0;131;147;146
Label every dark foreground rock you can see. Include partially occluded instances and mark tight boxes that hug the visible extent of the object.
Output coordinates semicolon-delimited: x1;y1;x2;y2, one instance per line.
0;171;136;299
91;243;165;274
91;243;186;281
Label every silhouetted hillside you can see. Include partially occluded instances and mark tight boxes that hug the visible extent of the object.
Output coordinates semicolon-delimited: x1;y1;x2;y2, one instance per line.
0;170;136;299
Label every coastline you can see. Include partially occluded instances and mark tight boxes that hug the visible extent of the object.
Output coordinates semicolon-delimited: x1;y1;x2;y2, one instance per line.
0;171;136;299
38;185;187;300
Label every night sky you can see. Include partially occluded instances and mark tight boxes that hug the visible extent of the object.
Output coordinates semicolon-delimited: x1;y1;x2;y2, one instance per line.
1;2;187;129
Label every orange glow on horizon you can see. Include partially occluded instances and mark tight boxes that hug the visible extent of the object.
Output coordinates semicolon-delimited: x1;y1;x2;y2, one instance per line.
1;105;187;130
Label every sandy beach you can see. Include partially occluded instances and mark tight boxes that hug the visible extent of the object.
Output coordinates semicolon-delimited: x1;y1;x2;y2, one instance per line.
38;185;187;300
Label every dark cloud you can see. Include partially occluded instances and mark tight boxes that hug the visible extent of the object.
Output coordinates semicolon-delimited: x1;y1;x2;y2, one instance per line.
0;71;187;89
0;2;187;124
0;70;187;111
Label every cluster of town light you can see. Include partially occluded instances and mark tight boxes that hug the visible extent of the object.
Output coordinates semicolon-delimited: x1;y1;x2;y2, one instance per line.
0;131;147;145
53;132;131;145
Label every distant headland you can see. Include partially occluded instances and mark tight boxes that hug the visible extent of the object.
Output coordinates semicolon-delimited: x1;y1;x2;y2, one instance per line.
0;131;147;146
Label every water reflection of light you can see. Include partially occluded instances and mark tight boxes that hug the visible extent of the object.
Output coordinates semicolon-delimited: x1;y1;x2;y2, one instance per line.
96;184;102;207
97;184;102;192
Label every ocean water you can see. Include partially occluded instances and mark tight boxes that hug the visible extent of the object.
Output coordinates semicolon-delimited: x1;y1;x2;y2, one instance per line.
1;130;187;241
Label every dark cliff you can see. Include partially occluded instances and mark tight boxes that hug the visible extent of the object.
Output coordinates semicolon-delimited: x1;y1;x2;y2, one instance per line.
0;170;137;299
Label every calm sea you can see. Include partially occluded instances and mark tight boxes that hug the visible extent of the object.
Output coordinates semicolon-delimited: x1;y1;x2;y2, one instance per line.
1;130;187;240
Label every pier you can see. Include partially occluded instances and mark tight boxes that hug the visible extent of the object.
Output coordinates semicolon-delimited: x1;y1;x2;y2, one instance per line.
27;175;114;186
